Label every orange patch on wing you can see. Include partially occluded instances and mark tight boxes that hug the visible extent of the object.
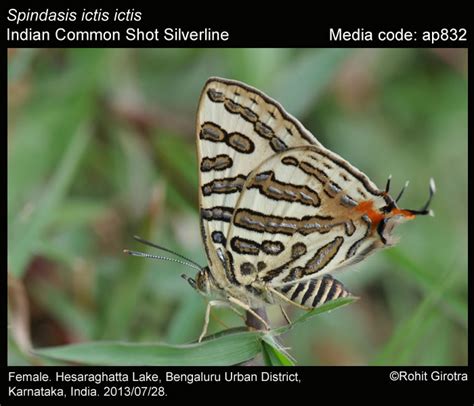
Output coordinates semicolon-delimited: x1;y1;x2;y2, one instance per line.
355;200;384;228
355;200;416;229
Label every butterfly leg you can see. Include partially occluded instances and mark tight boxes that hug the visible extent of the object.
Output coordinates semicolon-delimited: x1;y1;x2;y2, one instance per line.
279;305;292;325
199;299;230;343
268;286;311;310
227;296;270;331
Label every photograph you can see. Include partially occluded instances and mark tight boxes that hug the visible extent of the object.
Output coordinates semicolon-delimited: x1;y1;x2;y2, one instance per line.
7;47;467;367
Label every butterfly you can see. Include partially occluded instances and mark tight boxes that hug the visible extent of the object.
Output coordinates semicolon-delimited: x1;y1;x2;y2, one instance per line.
178;77;435;341
126;77;435;342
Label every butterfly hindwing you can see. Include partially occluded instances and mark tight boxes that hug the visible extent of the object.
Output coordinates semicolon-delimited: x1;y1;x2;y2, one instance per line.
225;147;388;288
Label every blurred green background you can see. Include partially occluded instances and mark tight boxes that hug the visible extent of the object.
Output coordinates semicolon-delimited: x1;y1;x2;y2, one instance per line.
7;48;467;365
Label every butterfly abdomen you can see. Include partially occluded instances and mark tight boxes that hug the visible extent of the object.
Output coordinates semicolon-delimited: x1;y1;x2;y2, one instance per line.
275;276;351;309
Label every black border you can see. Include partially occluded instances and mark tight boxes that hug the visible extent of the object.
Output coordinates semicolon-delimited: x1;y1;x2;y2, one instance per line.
4;6;471;403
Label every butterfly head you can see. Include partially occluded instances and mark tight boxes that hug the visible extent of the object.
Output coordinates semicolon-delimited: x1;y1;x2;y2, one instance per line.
181;267;214;296
376;177;436;245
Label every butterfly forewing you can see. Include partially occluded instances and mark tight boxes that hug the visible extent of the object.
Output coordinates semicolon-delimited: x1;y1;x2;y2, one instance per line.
197;78;322;276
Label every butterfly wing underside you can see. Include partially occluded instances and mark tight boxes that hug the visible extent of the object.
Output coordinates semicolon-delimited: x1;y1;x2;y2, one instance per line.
196;77;322;281
197;77;388;310
225;147;388;308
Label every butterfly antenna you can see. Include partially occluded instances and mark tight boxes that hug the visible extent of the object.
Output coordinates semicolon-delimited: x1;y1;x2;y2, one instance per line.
385;174;392;193
395;180;410;203
132;235;203;268
407;178;436;216
123;249;201;271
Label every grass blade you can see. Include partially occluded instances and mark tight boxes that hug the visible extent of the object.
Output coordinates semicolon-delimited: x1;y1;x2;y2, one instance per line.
9;125;91;277
372;270;460;365
35;331;262;366
261;335;295;366
386;249;467;327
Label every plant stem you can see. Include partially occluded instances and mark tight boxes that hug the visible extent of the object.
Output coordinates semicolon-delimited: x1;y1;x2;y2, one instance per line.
240;308;269;366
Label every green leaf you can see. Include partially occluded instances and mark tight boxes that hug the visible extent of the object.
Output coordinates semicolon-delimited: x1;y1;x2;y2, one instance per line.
35;331;261;366
35;297;356;365
261;336;295;366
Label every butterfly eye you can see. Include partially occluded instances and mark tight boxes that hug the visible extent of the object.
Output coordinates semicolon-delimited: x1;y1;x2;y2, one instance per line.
194;270;212;295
